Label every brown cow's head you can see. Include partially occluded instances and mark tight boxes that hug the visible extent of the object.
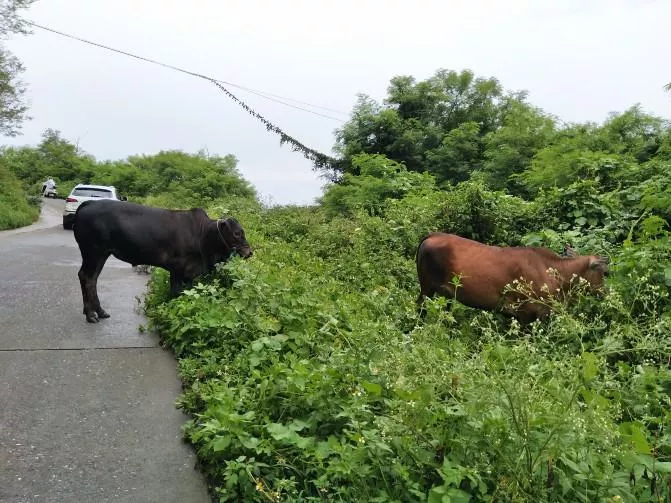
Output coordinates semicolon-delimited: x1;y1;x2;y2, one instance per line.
582;255;609;293
564;246;609;293
217;218;253;259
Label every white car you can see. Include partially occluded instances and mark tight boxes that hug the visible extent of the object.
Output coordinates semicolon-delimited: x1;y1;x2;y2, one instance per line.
63;184;125;230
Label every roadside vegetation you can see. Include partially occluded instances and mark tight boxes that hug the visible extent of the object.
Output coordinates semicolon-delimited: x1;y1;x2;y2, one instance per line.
0;129;257;206
141;71;671;502
0;162;39;229
0;129;256;229
0;0;37;230
2;67;671;501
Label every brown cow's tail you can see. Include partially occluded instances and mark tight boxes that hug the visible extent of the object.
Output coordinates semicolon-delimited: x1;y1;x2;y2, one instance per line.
415;234;432;273
415;234;435;317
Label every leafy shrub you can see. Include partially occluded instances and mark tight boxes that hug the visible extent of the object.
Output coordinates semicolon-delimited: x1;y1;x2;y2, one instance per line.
320;153;436;218
1;131;256;209
0;162;39;230
144;191;671;502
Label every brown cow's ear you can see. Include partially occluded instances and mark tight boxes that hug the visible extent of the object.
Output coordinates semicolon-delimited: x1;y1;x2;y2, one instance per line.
589;257;609;270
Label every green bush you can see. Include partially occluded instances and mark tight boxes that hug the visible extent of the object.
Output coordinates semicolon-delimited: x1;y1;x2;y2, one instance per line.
143;191;671;502
0;163;39;230
1;131;256;208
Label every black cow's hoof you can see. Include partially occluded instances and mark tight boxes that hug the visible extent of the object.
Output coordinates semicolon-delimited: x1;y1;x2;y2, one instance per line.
85;312;99;323
97;309;110;319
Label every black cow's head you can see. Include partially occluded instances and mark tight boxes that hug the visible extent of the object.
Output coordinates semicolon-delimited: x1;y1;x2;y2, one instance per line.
217;218;253;259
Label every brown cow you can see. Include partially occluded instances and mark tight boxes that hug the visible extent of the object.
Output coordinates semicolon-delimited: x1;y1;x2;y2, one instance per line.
416;233;609;323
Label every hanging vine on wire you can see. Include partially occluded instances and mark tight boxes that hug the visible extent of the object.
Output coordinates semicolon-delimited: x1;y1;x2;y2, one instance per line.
23;20;344;179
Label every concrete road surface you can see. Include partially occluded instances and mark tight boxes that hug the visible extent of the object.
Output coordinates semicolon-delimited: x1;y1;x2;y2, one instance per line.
0;199;210;502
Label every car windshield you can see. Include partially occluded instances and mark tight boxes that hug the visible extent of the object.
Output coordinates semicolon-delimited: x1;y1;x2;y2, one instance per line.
71;188;113;198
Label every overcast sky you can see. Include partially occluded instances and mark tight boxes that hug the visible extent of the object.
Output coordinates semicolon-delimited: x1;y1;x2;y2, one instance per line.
4;0;671;204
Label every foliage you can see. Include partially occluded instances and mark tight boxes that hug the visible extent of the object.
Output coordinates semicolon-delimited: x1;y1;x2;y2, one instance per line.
0;161;38;229
0;46;28;136
336;68;670;202
143;147;671;501
1;131;257;206
0;0;36;136
132;65;671;500
319;154;436;217
126;150;256;208
479;100;556;194
0;0;36;37
335;69;527;184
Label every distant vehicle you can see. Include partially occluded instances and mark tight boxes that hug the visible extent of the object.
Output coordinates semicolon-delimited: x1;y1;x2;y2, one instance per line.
42;178;57;198
62;184;127;230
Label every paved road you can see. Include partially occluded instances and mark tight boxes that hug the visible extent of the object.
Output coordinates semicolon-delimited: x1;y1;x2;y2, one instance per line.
0;199;210;502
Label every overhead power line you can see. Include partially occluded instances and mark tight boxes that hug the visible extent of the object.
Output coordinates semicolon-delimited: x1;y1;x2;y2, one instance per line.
24;21;348;122
22;20;346;176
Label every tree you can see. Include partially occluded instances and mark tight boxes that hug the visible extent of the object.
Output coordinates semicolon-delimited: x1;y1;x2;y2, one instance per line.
319;153;436;217
598;105;666;162
0;0;36;136
334;69;526;185
1;128;96;189
480;101;557;195
0;0;35;35
514;106;669;196
126;151;256;205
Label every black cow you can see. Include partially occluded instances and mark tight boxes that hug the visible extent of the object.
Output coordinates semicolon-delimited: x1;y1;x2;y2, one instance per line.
73;200;252;323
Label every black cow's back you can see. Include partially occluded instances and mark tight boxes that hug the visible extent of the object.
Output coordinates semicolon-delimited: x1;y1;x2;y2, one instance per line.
74;200;208;269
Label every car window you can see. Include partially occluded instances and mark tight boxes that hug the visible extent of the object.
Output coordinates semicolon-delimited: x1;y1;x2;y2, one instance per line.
71;188;114;198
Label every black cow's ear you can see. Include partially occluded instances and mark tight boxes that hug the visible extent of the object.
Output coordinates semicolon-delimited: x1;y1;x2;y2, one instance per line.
217;219;233;238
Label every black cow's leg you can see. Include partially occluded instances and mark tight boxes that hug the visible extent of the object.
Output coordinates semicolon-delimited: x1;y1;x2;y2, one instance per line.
91;253;111;319
78;257;100;323
169;272;184;298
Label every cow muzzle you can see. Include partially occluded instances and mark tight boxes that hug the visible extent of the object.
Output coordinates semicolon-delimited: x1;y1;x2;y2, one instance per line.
238;246;253;259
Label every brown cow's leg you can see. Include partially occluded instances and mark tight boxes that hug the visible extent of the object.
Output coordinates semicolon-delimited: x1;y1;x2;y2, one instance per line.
417;282;456;319
417;284;442;318
417;292;428;319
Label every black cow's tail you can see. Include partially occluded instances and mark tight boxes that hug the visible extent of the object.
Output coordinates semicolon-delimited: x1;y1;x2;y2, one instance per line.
72;200;95;240
75;200;93;215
